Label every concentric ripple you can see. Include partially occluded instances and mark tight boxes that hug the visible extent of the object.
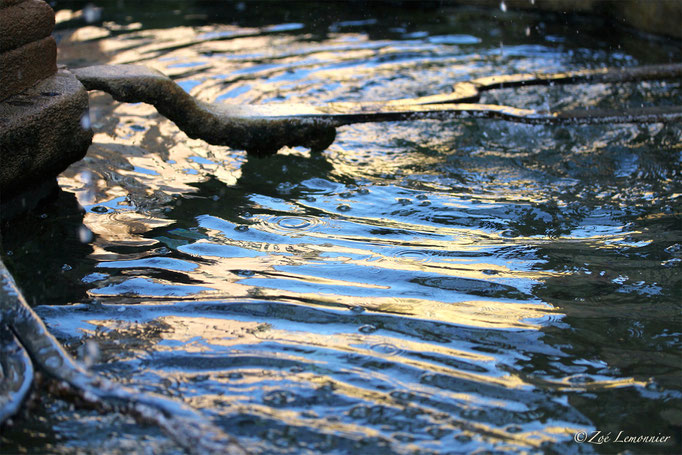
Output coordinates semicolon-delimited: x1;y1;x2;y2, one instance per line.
275;216;314;230
260;214;329;235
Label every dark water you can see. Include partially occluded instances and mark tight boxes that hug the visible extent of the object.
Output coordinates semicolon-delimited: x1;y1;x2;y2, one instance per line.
2;2;682;454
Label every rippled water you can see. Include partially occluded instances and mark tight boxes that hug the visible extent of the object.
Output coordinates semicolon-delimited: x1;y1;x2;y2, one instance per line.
2;2;682;454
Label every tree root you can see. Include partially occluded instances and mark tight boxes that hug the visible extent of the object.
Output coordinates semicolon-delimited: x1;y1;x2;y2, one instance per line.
72;63;682;157
1;258;248;455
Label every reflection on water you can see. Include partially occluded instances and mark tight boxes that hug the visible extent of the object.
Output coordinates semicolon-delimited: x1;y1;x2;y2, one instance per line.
2;2;681;453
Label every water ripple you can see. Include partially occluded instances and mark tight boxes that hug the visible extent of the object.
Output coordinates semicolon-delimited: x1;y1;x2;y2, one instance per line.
10;4;680;454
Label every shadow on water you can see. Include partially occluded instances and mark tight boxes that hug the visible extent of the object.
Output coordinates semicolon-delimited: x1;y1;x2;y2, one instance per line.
1;187;96;306
170;152;351;224
530;200;682;453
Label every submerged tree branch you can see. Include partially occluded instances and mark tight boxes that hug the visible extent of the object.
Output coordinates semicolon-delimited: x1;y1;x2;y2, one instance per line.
72;63;682;156
0;259;248;455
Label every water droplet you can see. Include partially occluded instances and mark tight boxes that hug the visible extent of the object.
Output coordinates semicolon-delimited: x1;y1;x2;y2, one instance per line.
304;195;316;202
357;188;370;195
350;305;365;313
340;192;353;198
337;204;351;212
371;343;400;355
92;206;108;213
82;340;100;367
83;4;102;23
276;182;295;194
418;200;431;206
500;229;519;238
235;225;249;232
482;269;499;275
80;111;92;130
499;1;507;12
61;264;72;272
397;198;412;205
416;194;428;200
358;324;377;334
78;226;93;243
228;372;243;380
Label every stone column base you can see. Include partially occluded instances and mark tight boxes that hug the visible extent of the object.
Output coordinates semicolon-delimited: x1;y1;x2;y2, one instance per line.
0;69;93;219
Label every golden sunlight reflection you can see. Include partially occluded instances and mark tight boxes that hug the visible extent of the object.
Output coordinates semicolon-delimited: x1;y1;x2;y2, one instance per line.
84;212;170;247
31;9;682;454
75;311;593;450
89;314;530;389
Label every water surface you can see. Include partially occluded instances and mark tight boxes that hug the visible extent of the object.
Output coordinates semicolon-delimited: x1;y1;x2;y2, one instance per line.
2;2;681;454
